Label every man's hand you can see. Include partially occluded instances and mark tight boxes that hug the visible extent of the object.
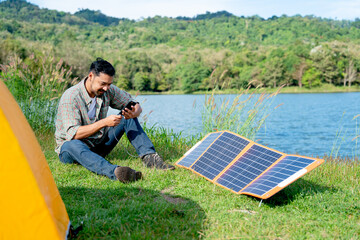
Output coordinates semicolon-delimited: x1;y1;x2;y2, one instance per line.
104;115;122;127
121;103;142;119
73;115;122;140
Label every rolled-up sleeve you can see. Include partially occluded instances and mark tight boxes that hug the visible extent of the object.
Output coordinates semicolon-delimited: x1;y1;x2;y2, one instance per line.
55;90;83;154
60;102;82;140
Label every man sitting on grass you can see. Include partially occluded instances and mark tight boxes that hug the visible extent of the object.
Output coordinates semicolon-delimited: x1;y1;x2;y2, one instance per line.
55;58;174;183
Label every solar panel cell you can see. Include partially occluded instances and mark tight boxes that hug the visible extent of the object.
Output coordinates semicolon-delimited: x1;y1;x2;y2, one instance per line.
176;131;222;168
191;132;250;180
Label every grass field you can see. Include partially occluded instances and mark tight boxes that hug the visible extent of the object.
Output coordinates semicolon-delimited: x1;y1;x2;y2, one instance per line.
38;128;360;240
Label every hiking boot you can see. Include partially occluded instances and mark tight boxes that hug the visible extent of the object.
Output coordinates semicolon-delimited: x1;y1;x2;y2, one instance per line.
114;166;142;183
142;153;175;170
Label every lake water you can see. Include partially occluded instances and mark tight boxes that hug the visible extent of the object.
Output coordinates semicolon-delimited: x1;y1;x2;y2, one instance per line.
109;92;360;158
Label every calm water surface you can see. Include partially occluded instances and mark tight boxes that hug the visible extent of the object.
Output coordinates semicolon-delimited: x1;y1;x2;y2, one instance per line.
110;93;360;158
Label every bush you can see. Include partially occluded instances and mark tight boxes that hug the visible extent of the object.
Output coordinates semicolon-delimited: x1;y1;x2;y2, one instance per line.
0;54;77;131
200;87;281;140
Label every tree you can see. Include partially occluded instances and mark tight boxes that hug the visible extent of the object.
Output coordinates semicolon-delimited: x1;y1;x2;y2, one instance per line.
261;48;285;87
176;62;211;93
302;64;322;88
262;57;283;87
293;62;307;88
115;74;131;90
344;60;357;87
133;72;151;91
310;45;338;84
288;42;311;87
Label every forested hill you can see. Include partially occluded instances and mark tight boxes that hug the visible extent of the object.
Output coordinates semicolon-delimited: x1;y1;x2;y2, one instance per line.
0;0;131;25
74;9;128;26
0;0;89;25
1;0;360;93
1;0;359;35
0;0;236;26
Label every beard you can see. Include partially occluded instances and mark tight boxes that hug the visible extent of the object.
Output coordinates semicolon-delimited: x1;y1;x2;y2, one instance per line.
95;90;106;97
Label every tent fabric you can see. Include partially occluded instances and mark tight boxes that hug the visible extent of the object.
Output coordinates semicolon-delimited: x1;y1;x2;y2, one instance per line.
0;80;70;239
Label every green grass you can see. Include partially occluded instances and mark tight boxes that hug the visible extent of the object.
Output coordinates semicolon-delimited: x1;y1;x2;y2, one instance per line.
38;129;360;240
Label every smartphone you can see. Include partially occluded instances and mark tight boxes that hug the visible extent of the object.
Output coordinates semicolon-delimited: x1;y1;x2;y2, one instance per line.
125;101;137;110
118;101;137;115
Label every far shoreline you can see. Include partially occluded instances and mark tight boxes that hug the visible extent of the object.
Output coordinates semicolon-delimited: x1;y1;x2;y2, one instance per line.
126;84;360;95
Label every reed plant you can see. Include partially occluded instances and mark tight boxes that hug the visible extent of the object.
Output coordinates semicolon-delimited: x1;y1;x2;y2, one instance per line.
352;114;360;159
200;86;282;140
329;113;348;159
330;113;360;160
0;54;77;131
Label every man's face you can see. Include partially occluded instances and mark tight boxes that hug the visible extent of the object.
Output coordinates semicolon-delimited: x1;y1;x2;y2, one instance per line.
86;72;113;97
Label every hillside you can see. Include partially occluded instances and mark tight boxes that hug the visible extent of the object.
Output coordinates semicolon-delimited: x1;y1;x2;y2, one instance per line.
0;0;90;25
0;0;360;93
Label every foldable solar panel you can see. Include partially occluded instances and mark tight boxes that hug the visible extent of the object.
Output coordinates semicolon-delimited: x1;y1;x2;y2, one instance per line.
176;131;324;199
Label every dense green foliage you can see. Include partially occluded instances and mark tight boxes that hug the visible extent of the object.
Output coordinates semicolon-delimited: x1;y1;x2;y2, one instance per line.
0;0;88;25
74;9;128;26
1;0;360;93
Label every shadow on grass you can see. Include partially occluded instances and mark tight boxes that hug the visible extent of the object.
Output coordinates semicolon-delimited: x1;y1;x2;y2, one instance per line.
255;179;336;207
59;186;206;239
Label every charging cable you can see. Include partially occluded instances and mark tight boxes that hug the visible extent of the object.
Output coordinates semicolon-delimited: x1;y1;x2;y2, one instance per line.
111;113;138;158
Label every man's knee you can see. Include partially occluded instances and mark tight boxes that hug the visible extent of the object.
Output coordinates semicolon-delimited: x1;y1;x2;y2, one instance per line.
59;140;88;164
59;151;75;164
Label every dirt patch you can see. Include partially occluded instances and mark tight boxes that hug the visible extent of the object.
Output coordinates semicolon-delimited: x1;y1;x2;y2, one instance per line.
162;194;188;204
160;186;188;204
160;186;175;194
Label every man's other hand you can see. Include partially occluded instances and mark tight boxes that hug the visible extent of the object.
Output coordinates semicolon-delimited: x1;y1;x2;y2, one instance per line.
105;115;122;127
121;103;142;119
74;114;122;140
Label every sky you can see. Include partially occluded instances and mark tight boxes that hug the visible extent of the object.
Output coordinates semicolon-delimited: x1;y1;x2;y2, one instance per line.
27;0;360;21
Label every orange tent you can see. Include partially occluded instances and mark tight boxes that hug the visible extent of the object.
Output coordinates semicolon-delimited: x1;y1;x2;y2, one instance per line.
0;80;70;239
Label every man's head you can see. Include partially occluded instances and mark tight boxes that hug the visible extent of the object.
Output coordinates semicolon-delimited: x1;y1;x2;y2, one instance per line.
89;58;115;77
86;58;115;97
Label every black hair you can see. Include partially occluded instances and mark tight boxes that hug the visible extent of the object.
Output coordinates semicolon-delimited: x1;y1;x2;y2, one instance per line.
89;57;115;77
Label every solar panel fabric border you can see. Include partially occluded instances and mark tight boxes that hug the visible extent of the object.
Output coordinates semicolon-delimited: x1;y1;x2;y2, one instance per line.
175;131;324;199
